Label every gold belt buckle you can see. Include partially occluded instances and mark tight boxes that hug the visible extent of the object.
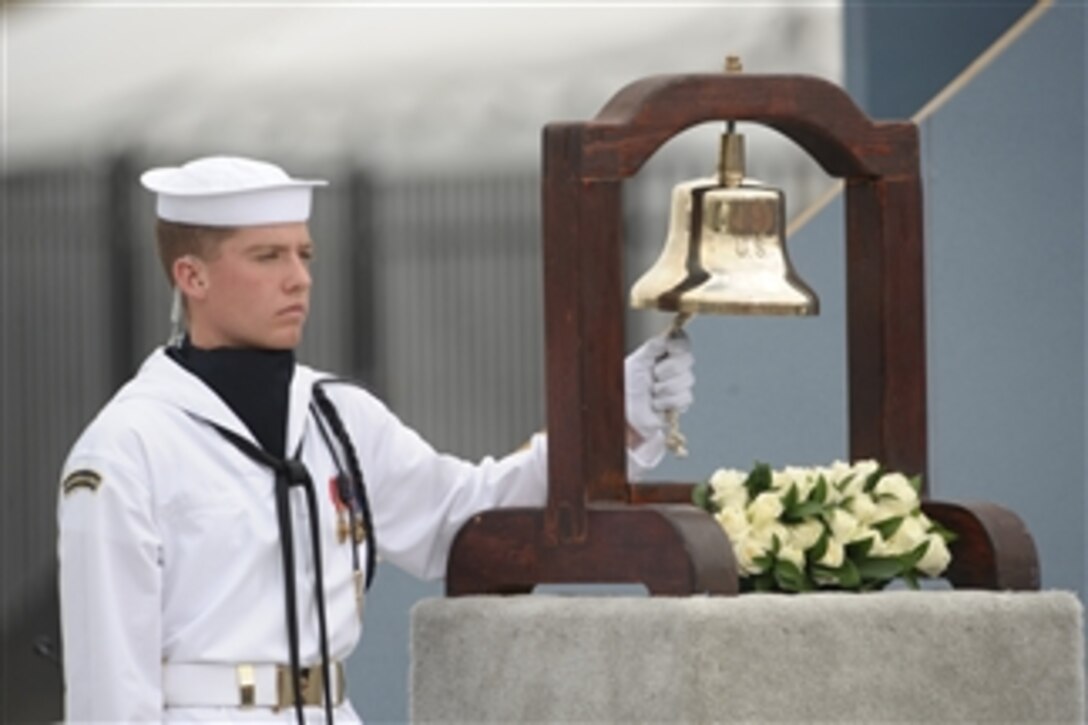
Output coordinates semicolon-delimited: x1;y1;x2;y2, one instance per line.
237;664;256;707
276;662;344;710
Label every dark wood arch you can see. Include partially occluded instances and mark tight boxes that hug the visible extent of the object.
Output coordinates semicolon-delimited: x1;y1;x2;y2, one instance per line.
447;73;1038;596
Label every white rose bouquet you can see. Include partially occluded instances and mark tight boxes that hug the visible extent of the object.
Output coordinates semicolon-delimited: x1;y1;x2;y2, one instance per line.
693;460;956;592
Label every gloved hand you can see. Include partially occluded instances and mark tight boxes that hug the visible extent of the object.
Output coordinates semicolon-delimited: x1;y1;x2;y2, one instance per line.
624;331;695;473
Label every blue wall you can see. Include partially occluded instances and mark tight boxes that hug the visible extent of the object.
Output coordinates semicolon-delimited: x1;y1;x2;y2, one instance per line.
660;0;1086;617
921;0;1085;602
845;0;1033;118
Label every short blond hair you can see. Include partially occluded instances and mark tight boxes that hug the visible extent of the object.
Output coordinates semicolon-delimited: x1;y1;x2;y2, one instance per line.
154;220;236;284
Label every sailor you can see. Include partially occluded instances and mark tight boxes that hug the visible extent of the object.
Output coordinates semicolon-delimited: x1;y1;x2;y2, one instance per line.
57;155;695;723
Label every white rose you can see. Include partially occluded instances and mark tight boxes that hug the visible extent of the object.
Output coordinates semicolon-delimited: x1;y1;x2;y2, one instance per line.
749;519;787;545
848;492;879;524
817;539;845;568
771;469;795;491
916;533;952;577
874;473;918;517
851;459;880;479
886;515;928;556
827;507;862;543
828;459;853;483
735;533;771;576
782;466;815;499
777;543;805;571
818;462;850;500
789;519;824;551
874;472;917;501
710;469;748;510
867;532;893;557
710;468;745;489
818;474;844;505
839;460;876;496
840;475;866;498
715;506;749;542
872;495;913;524
747;491;784;526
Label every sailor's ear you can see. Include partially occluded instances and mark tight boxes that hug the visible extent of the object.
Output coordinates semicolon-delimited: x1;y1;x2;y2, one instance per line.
173;255;208;300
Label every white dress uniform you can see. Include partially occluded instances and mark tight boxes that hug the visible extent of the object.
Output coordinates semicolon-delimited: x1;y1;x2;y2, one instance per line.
59;348;551;722
57;155;694;723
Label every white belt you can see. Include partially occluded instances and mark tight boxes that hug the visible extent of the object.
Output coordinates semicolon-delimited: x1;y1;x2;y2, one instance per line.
163;661;346;709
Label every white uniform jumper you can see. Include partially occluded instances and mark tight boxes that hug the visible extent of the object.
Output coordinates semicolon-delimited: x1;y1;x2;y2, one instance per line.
58;348;549;722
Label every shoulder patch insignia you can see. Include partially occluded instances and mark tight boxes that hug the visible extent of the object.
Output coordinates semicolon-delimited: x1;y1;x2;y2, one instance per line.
62;469;103;496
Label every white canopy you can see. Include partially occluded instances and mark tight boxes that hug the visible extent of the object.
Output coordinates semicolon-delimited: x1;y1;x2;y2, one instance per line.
3;2;842;173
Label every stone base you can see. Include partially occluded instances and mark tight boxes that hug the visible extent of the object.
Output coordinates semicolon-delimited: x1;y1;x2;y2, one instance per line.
411;591;1083;723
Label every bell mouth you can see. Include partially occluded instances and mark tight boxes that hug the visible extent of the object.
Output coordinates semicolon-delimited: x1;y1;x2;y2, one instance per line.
636;281;819;317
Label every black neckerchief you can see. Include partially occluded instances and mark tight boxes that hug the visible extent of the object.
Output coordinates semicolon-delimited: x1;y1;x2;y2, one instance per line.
167;336;294;457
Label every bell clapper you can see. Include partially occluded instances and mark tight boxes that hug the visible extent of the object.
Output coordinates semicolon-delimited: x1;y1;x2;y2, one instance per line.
663;311;693;457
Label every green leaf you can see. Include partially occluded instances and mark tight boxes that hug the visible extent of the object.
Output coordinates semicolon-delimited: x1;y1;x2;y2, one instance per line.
927;519;958;543
781;483;799;511
692;482;715;513
773;559;811;592
860;579;889;592
835;473;856;494
898;540;931;573
812;559;861;589
863;467;884;494
785;500;825;521
838;559;862;589
902;570;921;589
909;475;924;495
845;537;874;560
812;476;829;504
808;530;830;564
751;572;776;592
873;516;905;540
810;565;839;587
856;555;906;582
745;462;773;499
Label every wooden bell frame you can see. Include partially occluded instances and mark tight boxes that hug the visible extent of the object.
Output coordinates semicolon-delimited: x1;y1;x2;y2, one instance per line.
446;73;1039;596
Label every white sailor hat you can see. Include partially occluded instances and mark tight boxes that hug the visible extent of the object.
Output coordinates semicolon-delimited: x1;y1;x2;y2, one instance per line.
140;155;328;227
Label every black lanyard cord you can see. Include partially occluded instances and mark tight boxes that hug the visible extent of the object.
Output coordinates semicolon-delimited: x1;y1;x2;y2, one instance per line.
312;382;377;590
210;423;334;725
274;461;306;725
310;404;362;581
296;459;335;723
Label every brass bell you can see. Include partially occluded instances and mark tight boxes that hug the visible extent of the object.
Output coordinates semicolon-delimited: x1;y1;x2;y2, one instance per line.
630;130;819;317
629;102;819;457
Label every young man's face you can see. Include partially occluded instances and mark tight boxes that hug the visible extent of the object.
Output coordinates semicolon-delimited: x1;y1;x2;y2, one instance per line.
186;222;314;350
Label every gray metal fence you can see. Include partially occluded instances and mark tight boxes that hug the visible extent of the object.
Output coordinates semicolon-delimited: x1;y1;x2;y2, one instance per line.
2;165;120;722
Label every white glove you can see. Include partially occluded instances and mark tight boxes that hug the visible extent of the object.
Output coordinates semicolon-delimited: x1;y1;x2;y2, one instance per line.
624;331;695;475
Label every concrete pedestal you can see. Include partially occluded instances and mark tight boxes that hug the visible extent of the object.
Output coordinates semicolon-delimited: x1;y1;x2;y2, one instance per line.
411;591;1083;723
